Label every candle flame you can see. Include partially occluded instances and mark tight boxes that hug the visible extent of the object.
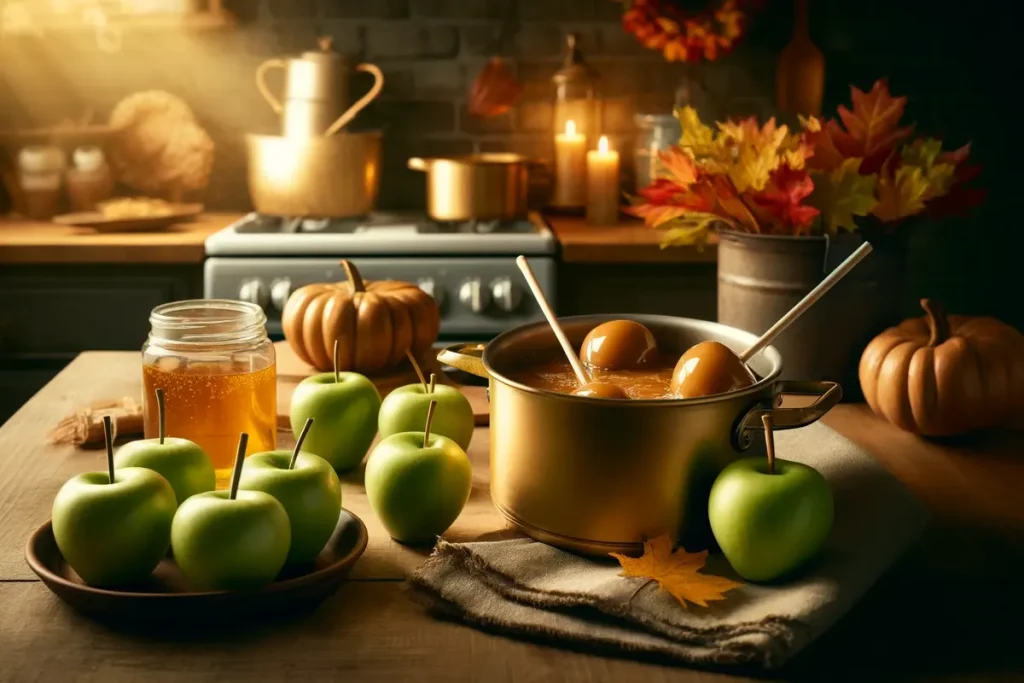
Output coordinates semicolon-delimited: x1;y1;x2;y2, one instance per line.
598;135;609;153
565;119;576;136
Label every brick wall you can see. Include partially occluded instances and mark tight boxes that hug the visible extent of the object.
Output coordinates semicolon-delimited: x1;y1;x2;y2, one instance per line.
0;0;779;210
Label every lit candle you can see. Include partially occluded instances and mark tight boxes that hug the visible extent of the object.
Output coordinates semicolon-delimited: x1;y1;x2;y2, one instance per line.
586;135;620;224
553;119;587;208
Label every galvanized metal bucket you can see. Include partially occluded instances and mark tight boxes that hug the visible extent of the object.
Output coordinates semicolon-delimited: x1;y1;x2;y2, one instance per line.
717;230;908;400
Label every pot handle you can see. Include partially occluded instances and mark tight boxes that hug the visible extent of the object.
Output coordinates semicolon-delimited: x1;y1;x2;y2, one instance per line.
407;157;429;172
732;380;842;451
437;343;488;379
324;63;385;136
255;58;286;114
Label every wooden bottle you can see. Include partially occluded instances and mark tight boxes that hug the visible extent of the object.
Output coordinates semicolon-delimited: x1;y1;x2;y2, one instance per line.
776;0;825;117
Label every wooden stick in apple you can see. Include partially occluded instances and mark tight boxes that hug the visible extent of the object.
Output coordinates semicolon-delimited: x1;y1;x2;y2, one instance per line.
156;387;166;445
333;339;341;384
406;350;428;392
103;414;115;484
761;414;776;475
428;373;436;394
422;400;438;448
288;418;314;470
515;255;627;399
228;432;249;500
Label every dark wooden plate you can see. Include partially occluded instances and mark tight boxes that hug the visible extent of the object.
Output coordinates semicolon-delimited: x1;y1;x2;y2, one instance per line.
25;508;368;626
52;203;203;233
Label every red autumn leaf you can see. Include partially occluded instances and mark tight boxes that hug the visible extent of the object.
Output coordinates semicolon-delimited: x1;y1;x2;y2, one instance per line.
923;141;985;218
748;166;820;233
802;117;848;173
829;79;914;173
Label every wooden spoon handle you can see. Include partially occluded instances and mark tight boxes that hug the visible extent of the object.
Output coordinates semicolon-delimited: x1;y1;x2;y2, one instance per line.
515;255;590;386
739;241;873;363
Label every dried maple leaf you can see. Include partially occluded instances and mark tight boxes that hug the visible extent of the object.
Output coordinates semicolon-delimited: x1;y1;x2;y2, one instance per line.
658;146;699;188
748;165;820;234
610;534;742;609
872;164;929;222
658;212;725;248
830;79;914;173
800;115;847;173
899;138;956;200
808;157;878;236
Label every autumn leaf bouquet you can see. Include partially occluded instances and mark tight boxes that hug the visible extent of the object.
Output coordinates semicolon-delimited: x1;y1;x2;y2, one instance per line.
629;79;983;247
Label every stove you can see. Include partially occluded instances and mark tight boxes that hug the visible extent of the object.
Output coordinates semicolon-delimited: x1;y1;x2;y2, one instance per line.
203;211;558;340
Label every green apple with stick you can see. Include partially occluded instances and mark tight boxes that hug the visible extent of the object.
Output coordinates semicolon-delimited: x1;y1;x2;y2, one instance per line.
378;353;475;451
171;432;292;591
708;415;834;582
290;340;382;472
114;387;215;505
239;418;342;564
52;415;177;587
365;400;473;545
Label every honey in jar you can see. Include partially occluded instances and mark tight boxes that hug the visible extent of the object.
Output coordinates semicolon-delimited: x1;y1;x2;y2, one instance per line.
142;300;277;488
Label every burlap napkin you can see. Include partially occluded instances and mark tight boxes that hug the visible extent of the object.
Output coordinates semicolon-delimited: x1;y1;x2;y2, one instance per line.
408;422;929;669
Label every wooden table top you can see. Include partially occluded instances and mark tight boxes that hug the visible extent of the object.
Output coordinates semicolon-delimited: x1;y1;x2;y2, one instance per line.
1;352;1022;682
0;212;241;265
548;215;717;264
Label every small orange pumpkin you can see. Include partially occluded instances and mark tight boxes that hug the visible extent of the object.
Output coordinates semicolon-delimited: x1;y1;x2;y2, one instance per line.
282;260;440;375
859;298;1024;436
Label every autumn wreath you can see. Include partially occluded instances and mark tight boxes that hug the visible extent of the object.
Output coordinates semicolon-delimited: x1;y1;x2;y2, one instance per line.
621;0;756;62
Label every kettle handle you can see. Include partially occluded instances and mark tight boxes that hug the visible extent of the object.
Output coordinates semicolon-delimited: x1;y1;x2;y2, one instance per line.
255;58;286;114
324;63;385;136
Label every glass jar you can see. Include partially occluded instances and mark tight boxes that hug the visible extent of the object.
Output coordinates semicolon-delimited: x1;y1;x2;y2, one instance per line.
142;300;277;488
633;113;682;192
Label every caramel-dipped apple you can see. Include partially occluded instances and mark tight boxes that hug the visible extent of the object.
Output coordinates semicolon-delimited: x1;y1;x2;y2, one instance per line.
672;341;755;399
516;256;629;400
571;381;629;399
580;320;659;370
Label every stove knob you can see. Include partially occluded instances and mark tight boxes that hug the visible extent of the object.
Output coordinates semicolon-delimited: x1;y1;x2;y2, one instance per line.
458;278;490;314
270;278;292;311
418;278;446;309
489;276;522;313
238;278;268;309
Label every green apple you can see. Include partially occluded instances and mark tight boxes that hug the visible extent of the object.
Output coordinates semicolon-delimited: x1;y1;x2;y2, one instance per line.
239;417;342;564
708;457;834;583
290;371;381;472
115;388;215;504
52;416;177;587
365;401;472;545
170;432;291;591
378;382;474;451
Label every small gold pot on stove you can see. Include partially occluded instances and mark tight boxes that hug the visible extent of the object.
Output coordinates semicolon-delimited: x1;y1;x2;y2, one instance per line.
438;314;841;556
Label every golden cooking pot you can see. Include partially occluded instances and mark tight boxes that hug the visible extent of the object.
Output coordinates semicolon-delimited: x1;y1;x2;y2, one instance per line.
247;131;381;217
438;314;841;557
408;153;530;222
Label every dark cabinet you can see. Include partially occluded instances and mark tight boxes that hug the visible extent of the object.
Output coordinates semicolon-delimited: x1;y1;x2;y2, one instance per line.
0;264;202;424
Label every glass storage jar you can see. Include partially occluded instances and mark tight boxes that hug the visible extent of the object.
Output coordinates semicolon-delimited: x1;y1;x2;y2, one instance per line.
142;300;277;488
633;113;682;192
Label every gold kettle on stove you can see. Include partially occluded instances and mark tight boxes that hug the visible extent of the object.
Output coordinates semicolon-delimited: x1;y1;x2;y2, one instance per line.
255;36;384;137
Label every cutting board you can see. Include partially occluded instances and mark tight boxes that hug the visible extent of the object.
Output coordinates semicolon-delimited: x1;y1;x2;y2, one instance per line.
274;341;489;430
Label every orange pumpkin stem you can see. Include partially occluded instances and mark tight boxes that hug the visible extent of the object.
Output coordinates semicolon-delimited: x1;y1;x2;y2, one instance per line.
921;298;952;347
341;259;365;294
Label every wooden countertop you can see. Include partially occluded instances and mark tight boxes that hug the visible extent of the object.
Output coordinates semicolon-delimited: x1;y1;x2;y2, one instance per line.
0;212;710;266
548;215;717;264
0;212;241;265
1;352;1022;681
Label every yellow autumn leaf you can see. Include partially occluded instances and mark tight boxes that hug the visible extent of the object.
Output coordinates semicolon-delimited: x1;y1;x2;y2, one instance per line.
872;165;929;221
809;158;878;236
899;139;955;201
676;106;715;151
610;534;743;609
657;212;729;249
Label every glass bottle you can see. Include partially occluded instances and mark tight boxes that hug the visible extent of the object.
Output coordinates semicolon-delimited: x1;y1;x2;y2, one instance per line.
142;300;277;488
